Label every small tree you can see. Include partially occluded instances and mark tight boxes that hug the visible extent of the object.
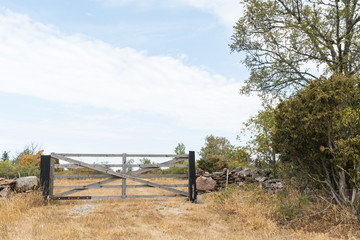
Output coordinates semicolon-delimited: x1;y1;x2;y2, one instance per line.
13;143;40;165
174;143;186;155
197;135;231;172
239;105;278;174
1;151;9;161
139;158;152;168
273;75;360;215
164;143;188;174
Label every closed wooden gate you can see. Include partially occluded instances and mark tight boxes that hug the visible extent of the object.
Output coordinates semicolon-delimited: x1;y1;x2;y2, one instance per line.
40;152;197;202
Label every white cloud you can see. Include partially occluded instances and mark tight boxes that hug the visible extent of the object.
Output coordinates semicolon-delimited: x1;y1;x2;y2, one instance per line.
181;0;242;29
0;9;260;132
95;0;242;29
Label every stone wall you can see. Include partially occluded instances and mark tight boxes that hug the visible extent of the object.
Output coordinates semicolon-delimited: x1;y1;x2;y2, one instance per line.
0;176;39;198
196;167;284;194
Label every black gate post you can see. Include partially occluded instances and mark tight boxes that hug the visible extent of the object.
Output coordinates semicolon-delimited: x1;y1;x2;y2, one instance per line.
40;155;51;199
188;151;197;203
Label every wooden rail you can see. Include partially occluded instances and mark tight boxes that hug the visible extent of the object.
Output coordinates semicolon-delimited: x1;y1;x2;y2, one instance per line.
40;152;197;202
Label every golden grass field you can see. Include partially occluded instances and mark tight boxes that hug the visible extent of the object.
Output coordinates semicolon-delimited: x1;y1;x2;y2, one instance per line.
0;178;358;240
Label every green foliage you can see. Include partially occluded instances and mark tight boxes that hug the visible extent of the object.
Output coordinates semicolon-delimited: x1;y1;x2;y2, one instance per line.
231;0;360;96
199;135;231;160
197;156;228;173
239;105;278;174
139;158;153;166
13;143;40;165
275;190;309;220
15;162;40;178
225;145;251;169
174;143;186;155
198;135;251;172
161;143;187;174
273;74;360;214
0;144;44;178
198;135;231;172
127;158;135;172
0;160;40;178
0;160;15;178
1;151;9;161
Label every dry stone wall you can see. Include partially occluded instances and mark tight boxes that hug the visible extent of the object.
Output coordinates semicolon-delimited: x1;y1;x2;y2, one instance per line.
196;167;284;194
0;176;39;198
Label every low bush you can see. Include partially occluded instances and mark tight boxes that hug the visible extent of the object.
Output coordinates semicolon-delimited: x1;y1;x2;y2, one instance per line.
0;160;40;178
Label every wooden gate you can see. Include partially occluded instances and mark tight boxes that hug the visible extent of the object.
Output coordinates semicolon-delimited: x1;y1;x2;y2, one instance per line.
40;152;197;202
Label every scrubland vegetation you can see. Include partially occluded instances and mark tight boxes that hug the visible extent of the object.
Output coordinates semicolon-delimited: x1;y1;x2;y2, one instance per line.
1;179;360;240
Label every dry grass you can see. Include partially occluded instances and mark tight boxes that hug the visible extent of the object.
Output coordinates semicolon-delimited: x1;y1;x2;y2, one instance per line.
0;178;359;240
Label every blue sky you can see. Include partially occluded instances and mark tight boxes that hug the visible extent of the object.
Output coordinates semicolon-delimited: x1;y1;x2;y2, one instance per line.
0;0;261;159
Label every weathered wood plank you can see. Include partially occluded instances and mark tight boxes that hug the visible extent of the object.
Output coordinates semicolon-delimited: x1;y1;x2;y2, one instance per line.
52;153;188;158
53;195;186;200
49;157;55;200
54;174;187;179
54;184;188;189
129;174;188;178
53;196;92;200
54;174;112;179
52;154;188;196
54;177;118;197
55;164;188;169
126;195;187;198
122;153;126;199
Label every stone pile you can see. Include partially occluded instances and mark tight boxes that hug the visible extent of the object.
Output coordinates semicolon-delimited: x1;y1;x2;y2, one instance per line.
196;167;284;194
0;176;39;198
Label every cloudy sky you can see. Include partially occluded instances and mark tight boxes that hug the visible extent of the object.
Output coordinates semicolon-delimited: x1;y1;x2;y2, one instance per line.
0;0;261;159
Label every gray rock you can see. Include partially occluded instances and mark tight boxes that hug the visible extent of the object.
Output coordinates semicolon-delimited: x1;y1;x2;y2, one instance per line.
196;193;210;204
196;176;217;192
15;176;38;192
0;187;11;198
275;181;284;189
255;177;268;182
238;168;252;178
253;169;271;178
196;168;205;177
235;167;243;172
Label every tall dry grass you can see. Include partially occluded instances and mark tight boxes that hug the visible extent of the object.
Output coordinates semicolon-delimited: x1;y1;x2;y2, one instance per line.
209;184;360;239
0;179;359;239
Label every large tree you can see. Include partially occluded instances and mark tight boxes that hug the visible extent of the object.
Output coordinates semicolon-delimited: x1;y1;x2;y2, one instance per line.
231;0;360;96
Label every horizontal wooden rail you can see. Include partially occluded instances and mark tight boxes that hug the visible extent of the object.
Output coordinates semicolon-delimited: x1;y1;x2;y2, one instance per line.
52;153;188;158
55;164;188;169
54;184;188;189
54;174;188;179
52;195;187;200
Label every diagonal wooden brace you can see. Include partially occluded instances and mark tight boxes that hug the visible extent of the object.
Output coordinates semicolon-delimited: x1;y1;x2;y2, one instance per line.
51;153;188;196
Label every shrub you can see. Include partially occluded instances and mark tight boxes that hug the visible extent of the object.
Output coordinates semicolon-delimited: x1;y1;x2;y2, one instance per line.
273;74;360;216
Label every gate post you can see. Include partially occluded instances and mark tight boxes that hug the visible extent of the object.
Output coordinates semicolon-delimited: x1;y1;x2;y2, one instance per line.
40;155;54;200
188;151;197;202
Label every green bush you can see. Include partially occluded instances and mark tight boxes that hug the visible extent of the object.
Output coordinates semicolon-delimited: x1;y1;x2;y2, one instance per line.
0;160;40;178
0;160;15;178
197;156;228;173
273;74;360;215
